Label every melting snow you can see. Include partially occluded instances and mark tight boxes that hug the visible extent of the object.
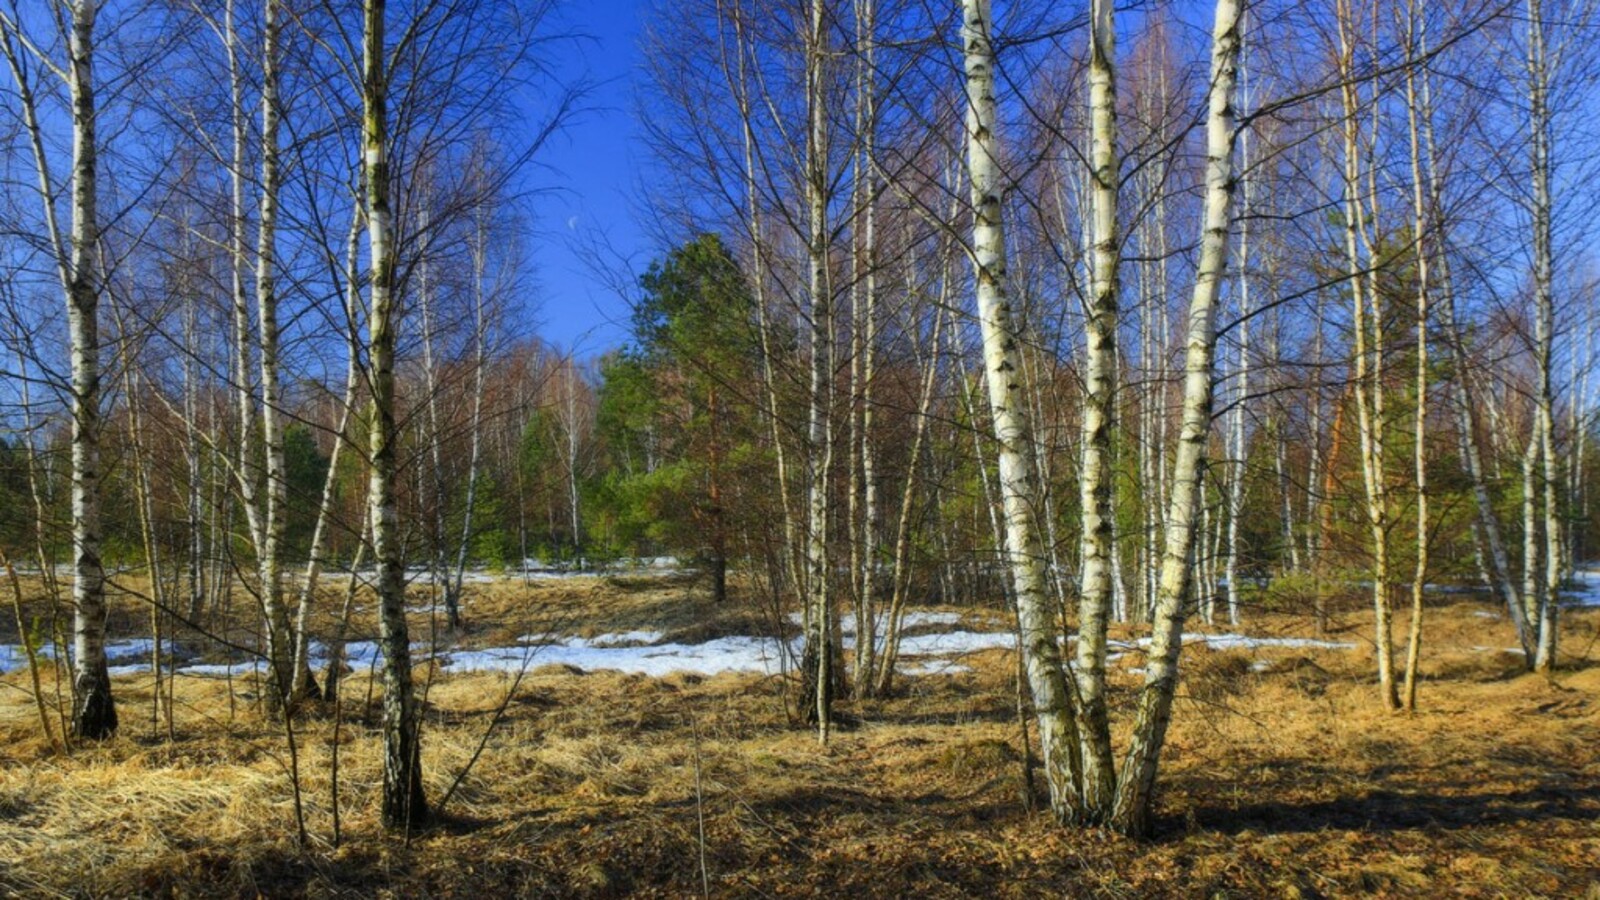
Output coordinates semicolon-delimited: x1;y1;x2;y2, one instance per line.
890;630;1013;656
0;618;1407;683
1148;634;1356;651
787;610;968;635
1567;567;1600;607
898;659;973;677
442;635;789;678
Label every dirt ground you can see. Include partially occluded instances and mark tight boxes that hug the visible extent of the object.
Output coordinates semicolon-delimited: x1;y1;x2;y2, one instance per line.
0;572;1596;898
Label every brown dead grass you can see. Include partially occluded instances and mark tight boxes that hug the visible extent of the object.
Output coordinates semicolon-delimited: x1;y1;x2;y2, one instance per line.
0;576;1596;898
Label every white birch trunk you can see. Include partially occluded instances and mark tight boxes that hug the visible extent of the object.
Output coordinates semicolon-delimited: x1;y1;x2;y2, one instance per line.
448;207;492;627
799;0;837;739
1528;0;1561;673
722;4;805;605
872;279;948;696
565;364;583;554
0;1;115;739
256;0;294;707
364;0;427;828
1402;1;1431;710
1110;0;1243;836
1426;104;1528;655
1338;0;1398;709
1224;60;1251;626
419;210;449;611
849;0;879;694
1075;0;1121;816
66;0;112;740
290;206;366;699
961;0;1084;822
225;0;265;578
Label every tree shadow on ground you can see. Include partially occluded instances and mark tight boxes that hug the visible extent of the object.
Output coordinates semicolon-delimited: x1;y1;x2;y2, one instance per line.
1185;783;1600;836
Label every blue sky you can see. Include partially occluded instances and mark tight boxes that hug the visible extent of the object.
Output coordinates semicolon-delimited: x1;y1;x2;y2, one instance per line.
526;0;650;356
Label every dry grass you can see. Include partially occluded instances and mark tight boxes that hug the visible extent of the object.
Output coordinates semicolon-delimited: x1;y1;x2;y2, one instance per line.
0;576;1596;898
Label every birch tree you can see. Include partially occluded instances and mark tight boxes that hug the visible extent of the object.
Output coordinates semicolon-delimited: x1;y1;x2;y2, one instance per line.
1526;0;1560;674
1337;0;1399;709
255;0;295;707
1222;26;1251;628
65;0;112;738
290;203;366;700
1401;0;1432;711
364;0;428;829
1427;45;1529;654
960;0;1083;822
848;0;880;695
1075;0;1120;814
0;0;117;740
800;0;838;739
1109;0;1245;836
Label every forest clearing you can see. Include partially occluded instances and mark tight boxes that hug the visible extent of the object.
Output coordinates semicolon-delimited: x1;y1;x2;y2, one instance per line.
1;569;1597;897
3;0;1600;894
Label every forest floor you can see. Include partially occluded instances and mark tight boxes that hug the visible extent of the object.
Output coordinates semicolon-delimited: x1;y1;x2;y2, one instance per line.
0;571;1597;898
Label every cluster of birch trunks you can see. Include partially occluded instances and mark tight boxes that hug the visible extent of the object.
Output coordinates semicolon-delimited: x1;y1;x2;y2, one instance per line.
644;0;1591;836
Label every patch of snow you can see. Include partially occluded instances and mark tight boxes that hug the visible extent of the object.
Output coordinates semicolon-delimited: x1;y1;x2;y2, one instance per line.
889;611;966;631
176;662;264;678
441;635;791;678
885;630;1013;657
1142;633;1355;652
788;610;969;637
574;630;664;648
1565;567;1600;607
104;639;157;661
404;568;498;586
516;570;594;581
898;659;973;677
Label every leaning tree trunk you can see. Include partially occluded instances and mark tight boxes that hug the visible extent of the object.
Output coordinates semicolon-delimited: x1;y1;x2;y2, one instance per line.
224;0;266;636
1423;72;1526;651
418;210;452;621
364;0;427;830
447;206;492;628
1338;0;1398;710
1109;0;1243;837
724;7;807;606
871;296;946;696
961;0;1084;823
289;206;366;700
